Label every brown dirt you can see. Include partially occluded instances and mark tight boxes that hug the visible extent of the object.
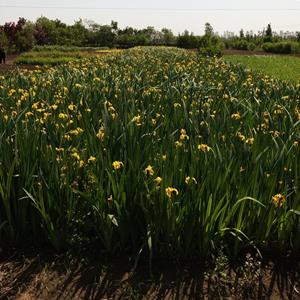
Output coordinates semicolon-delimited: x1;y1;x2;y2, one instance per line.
0;253;299;300
0;55;37;74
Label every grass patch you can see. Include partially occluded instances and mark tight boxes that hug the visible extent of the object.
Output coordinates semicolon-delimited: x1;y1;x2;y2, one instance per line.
32;45;109;52
224;55;300;82
14;50;86;65
14;48;121;65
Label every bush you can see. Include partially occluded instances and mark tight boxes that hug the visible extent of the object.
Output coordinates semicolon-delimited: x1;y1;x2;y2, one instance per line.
262;42;300;54
177;32;200;49
231;40;255;51
199;45;223;57
198;35;224;57
115;34;147;48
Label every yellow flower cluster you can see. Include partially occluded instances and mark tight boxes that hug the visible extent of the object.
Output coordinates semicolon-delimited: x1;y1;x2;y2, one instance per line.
272;194;286;208
132;115;142;126
198;144;212;153
144;165;154;176
112;161;124;170
175;129;189;148
165;187;179;199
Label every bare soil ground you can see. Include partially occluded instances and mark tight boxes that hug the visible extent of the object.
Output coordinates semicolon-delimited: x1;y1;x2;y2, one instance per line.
0;55;37;73
0;252;299;300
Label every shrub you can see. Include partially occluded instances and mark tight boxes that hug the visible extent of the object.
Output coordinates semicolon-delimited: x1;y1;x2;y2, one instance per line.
231;40;255;51
262;42;300;54
198;35;224;57
115;34;147;49
199;45;223;57
177;32;200;49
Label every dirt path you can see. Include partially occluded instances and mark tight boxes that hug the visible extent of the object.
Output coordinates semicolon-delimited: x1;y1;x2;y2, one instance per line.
0;55;36;73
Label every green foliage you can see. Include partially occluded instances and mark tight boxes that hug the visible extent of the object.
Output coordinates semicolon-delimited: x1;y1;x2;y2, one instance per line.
0;47;300;259
35;17;75;46
230;39;256;51
263;24;273;43
15;56;79;66
32;45;107;52
205;252;262;298
262;41;300;54
177;31;200;49
0;29;9;49
1;17;300;55
1;17;176;52
14;50;85;65
115;34;147;48
198;44;223;57
204;22;214;37
224;55;300;82
198;23;224;57
198;35;224;57
265;24;272;37
15;22;36;52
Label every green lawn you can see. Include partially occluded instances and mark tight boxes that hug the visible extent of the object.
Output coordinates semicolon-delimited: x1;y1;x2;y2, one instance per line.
14;50;86;65
224;55;300;82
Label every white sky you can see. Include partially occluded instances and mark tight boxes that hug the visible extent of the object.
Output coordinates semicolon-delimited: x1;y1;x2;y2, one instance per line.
0;0;300;34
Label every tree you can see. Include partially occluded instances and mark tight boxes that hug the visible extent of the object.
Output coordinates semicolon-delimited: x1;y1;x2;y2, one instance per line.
35;17;71;45
3;20;18;49
266;23;272;37
0;27;8;49
69;19;89;46
161;28;176;45
34;24;48;45
87;24;115;47
15;21;36;51
118;26;136;36
110;21;118;32
239;29;244;39
177;30;199;49
264;23;273;42
2;17;34;52
142;26;164;45
204;22;213;37
245;30;254;40
35;17;58;44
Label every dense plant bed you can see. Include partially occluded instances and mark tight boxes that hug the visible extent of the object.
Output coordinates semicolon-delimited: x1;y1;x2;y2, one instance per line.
0;47;299;260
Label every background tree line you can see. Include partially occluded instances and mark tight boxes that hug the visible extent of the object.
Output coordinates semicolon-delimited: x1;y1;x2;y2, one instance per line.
0;17;299;54
0;17;177;53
